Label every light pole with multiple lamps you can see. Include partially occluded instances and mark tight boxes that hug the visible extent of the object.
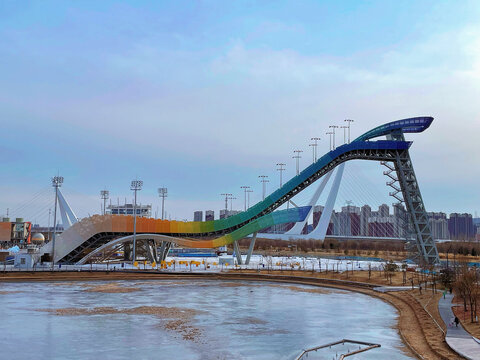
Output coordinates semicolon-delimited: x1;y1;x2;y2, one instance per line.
220;193;232;216
131;179;143;264
276;163;286;187
228;195;236;212
310;137;321;162
326;131;333;150
158;187;168;220
246;189;253;208
258;175;269;200
344;119;354;143
240;186;250;211
100;189;109;215
340;125;348;145
292;150;303;175
329;125;339;149
51;175;63;268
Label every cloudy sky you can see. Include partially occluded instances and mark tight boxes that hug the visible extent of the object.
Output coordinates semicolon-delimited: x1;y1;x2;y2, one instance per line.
1;0;479;224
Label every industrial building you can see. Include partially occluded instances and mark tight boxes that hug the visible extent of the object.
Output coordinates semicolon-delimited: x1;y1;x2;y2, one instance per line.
107;203;151;217
0;218;32;246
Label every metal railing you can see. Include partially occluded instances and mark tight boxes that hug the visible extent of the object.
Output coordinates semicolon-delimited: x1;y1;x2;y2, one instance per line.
295;339;380;360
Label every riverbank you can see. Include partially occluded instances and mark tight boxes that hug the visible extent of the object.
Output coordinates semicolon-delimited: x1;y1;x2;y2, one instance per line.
0;269;463;359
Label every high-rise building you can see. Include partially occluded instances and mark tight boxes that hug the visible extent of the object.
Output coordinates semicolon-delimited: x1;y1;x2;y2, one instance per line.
360;205;371;236
393;204;407;238
426;212;449;239
448;213;475;240
193;211;203;222
205;210;214;221
378;204;390;217
312;205;324;229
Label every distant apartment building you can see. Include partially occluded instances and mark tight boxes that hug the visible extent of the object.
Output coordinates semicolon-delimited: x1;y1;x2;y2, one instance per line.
427;212;449;239
378;204;390;217
193;211;203;222
205;210;214;221
360;205;372;236
448;213;475;240
258;201;477;241
368;216;395;237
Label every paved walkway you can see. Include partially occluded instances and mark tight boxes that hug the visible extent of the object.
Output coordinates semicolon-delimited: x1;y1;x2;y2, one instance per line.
438;293;480;360
373;285;416;293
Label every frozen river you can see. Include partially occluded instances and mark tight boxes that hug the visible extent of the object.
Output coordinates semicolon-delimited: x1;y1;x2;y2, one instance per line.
0;279;414;359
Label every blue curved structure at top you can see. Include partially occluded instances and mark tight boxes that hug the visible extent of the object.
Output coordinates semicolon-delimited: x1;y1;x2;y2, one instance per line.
207;115;439;264
210;116;433;236
352;116;433;142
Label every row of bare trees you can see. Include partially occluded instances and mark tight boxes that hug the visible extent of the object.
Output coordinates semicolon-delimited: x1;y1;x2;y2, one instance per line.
238;238;405;253
454;264;479;323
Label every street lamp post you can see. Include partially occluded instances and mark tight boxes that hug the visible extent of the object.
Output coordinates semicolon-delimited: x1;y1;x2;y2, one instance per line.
51;176;63;268
258;175;269;200
240;186;250;211
292;150;303;175
276;163;286;187
131;179;143;263
158;187;168;220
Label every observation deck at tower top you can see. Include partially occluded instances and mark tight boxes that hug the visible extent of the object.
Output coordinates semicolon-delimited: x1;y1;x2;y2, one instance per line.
352;116;433;142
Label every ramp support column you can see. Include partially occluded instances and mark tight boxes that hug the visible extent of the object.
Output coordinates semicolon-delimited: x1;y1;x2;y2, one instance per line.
245;232;257;265
233;240;243;265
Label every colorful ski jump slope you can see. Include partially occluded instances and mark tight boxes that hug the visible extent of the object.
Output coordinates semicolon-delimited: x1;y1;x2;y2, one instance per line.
48;117;433;253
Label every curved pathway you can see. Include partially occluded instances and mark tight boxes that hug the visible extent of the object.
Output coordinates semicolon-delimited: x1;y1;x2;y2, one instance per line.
438;293;480;359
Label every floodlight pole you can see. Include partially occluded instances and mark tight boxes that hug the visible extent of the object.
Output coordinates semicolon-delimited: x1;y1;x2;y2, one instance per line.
240;186;250;211
131;179;143;263
221;193;232;216
258;175;269;200
292;150;303;175
276;163;286;187
246;189;253;208
228;196;236;212
329;125;339;149
326;131;333;151
158;187;168;220
100;189;109;215
51;175;64;268
311;137;321;162
309;143;315;163
340;126;348;144
47;208;51;241
344;119;354;143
